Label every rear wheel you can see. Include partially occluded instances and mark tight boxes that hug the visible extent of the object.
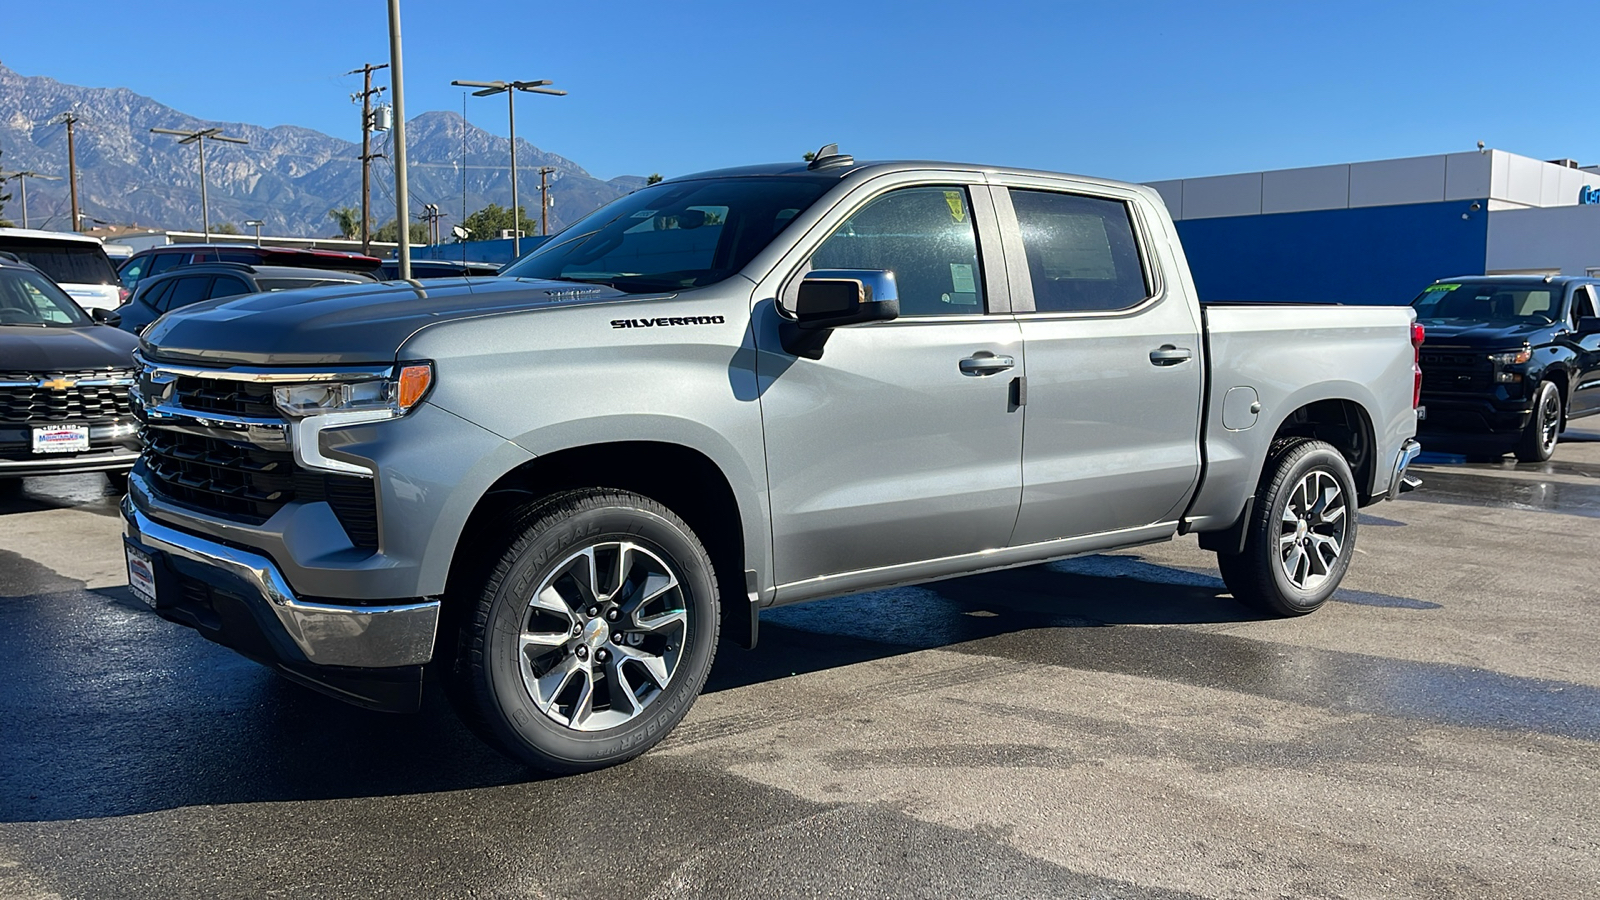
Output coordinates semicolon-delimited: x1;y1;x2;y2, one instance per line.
1514;381;1561;463
105;471;129;493
1217;439;1358;617
451;489;719;774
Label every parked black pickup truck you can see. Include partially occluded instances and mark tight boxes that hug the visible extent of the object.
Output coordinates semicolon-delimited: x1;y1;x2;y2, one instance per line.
1412;275;1600;461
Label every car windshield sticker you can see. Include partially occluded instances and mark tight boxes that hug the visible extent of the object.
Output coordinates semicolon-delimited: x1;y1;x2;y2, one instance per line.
1424;283;1460;292
944;191;967;223
950;263;977;294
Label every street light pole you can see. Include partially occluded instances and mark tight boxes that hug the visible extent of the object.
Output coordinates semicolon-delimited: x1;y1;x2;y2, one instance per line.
387;0;411;280
450;78;566;260
150;126;249;238
0;171;63;229
245;219;264;245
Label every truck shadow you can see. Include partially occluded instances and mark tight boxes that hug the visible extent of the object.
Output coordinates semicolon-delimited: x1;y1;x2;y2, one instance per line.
0;554;1425;823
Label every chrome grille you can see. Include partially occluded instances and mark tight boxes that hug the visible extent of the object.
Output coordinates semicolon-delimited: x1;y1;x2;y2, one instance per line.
0;368;136;423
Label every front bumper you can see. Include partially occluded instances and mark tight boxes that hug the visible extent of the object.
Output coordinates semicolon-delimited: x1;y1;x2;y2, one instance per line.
122;496;441;710
0;418;140;477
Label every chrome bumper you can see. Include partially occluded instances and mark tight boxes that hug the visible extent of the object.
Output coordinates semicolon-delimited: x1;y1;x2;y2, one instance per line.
121;497;439;668
1386;438;1423;501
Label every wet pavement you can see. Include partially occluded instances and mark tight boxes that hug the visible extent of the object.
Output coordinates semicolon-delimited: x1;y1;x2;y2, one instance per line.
1;433;1598;899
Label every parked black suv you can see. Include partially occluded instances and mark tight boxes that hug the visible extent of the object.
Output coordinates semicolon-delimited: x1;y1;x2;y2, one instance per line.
1412;275;1600;461
0;256;139;486
114;263;376;336
117;244;382;296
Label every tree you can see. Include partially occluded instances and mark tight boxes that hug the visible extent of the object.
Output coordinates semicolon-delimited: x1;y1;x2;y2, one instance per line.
802;151;816;162
210;222;240;235
645;173;663;185
373;218;428;244
328;206;360;239
459;203;536;242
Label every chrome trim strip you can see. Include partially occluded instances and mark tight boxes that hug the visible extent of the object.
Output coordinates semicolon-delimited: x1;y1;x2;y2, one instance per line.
135;354;393;384
292;409;395;476
142;402;290;449
123;496;438;668
0;377;138;388
1387;438;1423;501
0;449;139;470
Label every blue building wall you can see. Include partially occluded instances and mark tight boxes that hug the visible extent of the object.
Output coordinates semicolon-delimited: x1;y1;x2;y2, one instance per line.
1173;200;1489;305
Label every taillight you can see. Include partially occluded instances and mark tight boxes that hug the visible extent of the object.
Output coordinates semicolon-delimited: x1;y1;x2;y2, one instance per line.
1411;321;1425;408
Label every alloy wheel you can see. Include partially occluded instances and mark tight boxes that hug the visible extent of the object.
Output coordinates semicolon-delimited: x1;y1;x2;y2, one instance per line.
1277;470;1347;591
518;541;688;732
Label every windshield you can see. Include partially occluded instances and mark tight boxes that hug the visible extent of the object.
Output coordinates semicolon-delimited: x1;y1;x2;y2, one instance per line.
0;268;92;326
1411;282;1562;323
0;238;118;285
500;176;833;293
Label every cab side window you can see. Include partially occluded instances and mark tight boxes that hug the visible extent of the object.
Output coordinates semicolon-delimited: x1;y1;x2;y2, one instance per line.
208;276;252;299
146;252;184;279
1009;189;1150;313
1572;285;1598;324
139;279;175;312
810;186;984;316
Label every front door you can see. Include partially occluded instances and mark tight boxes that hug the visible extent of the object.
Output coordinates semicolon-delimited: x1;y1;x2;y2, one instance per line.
1568;284;1600;417
995;182;1204;545
758;181;1024;591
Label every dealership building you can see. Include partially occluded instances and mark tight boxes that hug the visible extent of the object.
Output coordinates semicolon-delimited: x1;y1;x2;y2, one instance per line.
1145;149;1600;305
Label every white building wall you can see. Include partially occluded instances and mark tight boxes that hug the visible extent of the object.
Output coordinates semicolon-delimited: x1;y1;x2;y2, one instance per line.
1486;205;1600;275
1154;149;1600;220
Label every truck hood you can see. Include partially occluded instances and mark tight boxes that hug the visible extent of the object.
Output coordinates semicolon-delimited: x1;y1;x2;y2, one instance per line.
140;277;654;366
0;324;140;373
1416;318;1554;349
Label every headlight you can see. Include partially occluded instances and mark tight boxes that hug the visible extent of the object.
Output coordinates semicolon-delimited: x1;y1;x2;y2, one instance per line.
272;363;433;419
1488;348;1531;366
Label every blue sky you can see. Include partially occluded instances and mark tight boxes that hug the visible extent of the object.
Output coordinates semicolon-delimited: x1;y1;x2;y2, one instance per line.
5;0;1597;182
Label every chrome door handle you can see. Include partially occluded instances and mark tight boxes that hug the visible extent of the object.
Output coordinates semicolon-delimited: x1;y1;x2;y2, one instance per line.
959;354;1015;376
1149;345;1192;366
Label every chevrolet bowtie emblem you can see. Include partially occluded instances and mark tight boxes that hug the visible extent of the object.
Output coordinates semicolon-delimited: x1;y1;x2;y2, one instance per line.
38;377;76;391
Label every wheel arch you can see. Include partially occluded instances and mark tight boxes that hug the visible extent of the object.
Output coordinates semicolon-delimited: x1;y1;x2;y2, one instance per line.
441;440;756;653
1267;397;1379;504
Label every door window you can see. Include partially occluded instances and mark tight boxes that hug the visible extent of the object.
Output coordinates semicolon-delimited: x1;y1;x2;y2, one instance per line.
1009;189;1150;313
119;257;146;288
208;276;253;299
139;279;175;312
146;252;184;278
810;186;985;316
1572;285;1598;323
164;276;213;312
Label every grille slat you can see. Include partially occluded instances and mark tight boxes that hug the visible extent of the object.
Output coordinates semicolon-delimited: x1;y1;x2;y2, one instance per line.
1419;350;1494;394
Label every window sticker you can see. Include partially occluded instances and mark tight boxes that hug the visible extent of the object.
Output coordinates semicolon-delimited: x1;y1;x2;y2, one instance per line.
630;210;657;219
1423;283;1460;292
949;263;977;294
944;191;967;223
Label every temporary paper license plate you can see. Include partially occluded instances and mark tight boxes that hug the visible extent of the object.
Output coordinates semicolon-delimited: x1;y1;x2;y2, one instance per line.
126;544;157;609
31;424;89;454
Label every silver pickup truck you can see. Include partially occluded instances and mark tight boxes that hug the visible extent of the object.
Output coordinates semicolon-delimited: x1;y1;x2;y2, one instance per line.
122;152;1422;773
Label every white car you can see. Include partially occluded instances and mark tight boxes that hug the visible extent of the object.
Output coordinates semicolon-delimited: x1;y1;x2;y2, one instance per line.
0;228;122;310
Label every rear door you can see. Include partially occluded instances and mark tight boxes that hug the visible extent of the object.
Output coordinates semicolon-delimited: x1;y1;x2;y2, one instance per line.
757;174;1024;591
993;180;1204;544
1568;284;1600;417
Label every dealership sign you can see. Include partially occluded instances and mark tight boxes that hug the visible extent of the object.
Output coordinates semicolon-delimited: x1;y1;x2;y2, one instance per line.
1581;185;1600;205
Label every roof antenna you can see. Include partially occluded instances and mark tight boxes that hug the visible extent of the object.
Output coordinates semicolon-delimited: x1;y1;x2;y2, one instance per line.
807;143;853;170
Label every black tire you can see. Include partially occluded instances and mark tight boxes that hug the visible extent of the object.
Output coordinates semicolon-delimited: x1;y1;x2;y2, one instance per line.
105;471;129;493
1514;381;1561;463
451;489;719;774
0;478;21;497
1217;439;1358;617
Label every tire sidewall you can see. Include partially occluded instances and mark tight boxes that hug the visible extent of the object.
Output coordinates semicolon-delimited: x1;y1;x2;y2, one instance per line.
480;501;717;770
1533;382;1560;459
1259;444;1358;613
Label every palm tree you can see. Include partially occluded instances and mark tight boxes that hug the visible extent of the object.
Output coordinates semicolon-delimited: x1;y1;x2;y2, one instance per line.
328;206;360;239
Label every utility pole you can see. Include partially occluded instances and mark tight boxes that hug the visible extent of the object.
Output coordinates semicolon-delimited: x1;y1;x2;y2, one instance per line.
387;0;411;280
0;171;62;229
450;78;566;259
59;112;81;232
151;126;250;238
537;166;554;236
348;62;389;256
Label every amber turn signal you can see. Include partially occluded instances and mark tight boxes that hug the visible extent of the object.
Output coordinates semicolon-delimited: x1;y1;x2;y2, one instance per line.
396;364;433;411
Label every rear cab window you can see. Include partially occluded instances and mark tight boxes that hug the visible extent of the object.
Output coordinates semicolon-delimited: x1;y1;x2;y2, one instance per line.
1007;189;1151;313
0;237;118;286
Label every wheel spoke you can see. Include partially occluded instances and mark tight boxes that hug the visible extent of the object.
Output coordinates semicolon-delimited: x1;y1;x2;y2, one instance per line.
607;660;639;716
567;668;596;727
534;654;583;710
520;630;569;650
619;643;672;689
635;608;686;633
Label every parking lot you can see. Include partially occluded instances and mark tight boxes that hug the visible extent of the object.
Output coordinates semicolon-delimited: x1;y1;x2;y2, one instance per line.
1;432;1597;900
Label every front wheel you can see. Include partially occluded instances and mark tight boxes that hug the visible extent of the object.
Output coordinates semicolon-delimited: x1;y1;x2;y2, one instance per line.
1514;381;1561;463
452;489;719;774
1217;439;1358;617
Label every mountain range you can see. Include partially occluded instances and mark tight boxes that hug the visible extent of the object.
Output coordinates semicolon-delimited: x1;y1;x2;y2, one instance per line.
0;61;645;238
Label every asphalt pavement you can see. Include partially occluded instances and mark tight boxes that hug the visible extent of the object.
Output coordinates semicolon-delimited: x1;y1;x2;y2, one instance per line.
1;432;1598;899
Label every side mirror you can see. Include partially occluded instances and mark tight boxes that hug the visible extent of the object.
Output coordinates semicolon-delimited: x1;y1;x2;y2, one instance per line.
90;307;122;327
780;269;900;359
1578;316;1600;337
